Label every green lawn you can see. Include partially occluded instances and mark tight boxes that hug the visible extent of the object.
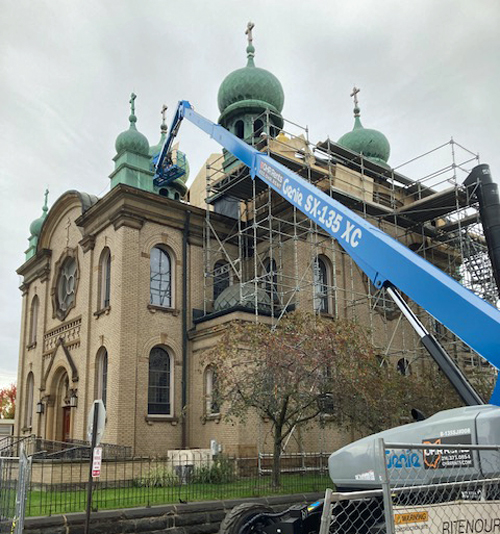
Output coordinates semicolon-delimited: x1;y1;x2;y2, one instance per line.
26;474;331;517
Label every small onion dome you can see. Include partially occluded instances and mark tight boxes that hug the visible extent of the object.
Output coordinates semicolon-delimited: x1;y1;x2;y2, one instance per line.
338;106;391;167
217;42;284;123
115;93;149;156
30;189;49;237
214;283;272;313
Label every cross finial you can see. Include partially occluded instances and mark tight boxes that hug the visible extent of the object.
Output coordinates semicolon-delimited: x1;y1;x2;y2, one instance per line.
43;188;49;212
129;92;137;115
160;104;168;133
350;86;360;108
245;21;255;45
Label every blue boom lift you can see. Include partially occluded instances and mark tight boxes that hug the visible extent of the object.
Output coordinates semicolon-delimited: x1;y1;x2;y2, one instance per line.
155;100;500;534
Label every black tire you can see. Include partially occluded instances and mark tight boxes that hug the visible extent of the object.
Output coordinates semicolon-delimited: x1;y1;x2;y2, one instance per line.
219;503;274;534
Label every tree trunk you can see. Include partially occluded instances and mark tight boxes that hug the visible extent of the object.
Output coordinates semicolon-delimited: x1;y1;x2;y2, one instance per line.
271;434;282;488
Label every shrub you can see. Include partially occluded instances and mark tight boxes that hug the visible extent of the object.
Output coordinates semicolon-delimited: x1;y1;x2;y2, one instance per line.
191;456;235;484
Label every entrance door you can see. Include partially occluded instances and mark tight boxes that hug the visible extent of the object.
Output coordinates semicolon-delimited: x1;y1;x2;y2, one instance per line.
62;406;71;442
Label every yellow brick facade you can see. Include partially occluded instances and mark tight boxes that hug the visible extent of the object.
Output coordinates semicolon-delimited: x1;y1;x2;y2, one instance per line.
15;142;470;459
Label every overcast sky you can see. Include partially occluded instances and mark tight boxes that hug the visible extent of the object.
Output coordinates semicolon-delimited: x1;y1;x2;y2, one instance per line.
1;0;499;388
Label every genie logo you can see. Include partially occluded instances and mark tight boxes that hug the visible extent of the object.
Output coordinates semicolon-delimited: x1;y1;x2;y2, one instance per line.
386;449;421;469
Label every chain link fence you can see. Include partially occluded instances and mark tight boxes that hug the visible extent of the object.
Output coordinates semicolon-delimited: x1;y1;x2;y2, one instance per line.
385;440;500;534
320;439;500;534
0;444;31;534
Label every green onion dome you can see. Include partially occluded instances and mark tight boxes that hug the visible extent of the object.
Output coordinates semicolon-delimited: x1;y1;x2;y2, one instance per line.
30;189;49;237
115;93;149;156
217;40;284;124
338;102;391;167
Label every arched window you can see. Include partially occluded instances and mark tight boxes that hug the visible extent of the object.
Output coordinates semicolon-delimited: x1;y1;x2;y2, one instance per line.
253;119;264;137
95;348;108;408
98;248;111;310
150;247;172;308
213;260;230;302
263;258;279;304
25;372;34;429
148;347;172;415
235;120;244;139
205;366;220;416
29;295;39;345
313;257;330;313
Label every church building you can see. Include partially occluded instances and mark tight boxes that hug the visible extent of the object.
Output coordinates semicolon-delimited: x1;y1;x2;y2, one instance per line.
14;25;490;457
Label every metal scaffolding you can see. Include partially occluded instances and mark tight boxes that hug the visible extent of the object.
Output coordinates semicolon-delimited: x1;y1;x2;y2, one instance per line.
200;109;496;376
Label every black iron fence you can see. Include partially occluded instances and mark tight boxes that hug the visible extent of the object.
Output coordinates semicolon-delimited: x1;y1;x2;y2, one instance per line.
0;435;132;460
25;452;331;517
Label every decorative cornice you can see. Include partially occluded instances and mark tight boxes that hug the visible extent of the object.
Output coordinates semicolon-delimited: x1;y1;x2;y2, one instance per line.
17;249;52;284
79;234;96;253
111;210;145;231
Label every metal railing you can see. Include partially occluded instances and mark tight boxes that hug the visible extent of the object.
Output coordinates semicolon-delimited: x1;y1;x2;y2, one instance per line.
24;453;329;517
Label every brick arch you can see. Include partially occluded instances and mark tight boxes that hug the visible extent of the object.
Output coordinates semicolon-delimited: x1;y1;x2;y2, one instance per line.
141;336;181;363
141;235;181;262
38;190;98;251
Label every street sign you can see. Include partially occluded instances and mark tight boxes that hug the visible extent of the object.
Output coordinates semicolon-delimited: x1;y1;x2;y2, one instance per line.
86;400;106;446
92;447;102;478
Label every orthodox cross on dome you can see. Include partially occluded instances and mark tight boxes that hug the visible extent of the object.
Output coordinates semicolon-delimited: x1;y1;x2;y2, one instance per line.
350;86;360;108
43;188;49;213
245;21;255;45
161;104;168;132
129;92;137;115
350;86;361;117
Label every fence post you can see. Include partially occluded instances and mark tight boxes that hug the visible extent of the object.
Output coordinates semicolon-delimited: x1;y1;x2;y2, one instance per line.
318;487;333;534
13;442;32;534
377;438;395;534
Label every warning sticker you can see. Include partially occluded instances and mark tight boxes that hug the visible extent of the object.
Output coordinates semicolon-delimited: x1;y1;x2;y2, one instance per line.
395;512;429;525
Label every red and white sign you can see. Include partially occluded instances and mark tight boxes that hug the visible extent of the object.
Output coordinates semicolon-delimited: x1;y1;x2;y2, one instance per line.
92;447;103;478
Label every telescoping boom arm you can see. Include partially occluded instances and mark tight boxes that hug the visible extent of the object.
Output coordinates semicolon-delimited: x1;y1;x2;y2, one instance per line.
155;100;500;405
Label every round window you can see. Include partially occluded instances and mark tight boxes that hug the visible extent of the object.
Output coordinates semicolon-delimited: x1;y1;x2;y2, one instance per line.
57;257;78;314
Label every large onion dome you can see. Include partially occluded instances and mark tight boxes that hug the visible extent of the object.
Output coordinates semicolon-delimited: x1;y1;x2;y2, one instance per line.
115;93;149;156
338;89;390;167
217;23;284;126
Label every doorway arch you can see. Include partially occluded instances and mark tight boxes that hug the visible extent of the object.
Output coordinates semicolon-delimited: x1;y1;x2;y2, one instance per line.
48;368;72;442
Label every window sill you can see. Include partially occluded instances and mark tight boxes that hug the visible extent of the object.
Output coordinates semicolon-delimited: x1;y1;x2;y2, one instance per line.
201;414;221;425
94;306;111;318
147;304;179;316
145;415;178;425
27;342;37;350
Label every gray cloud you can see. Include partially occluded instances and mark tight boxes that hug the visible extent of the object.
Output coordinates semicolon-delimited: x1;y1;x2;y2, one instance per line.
1;0;499;386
